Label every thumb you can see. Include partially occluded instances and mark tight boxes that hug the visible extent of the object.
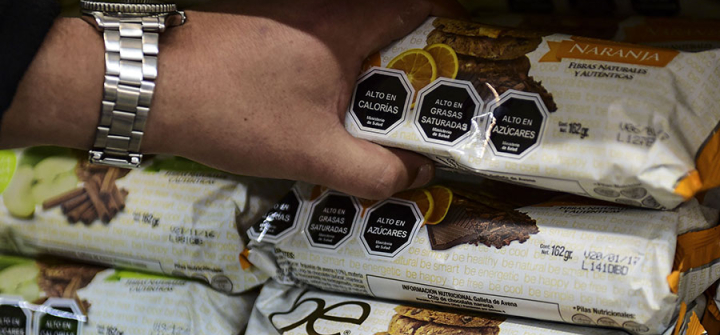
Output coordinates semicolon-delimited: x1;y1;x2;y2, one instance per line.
306;132;435;200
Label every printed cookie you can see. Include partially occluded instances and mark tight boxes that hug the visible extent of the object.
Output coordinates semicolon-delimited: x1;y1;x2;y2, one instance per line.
427;30;542;60
433;18;546;39
394;306;505;328
414;323;500;335
389;314;427;335
388;315;500;335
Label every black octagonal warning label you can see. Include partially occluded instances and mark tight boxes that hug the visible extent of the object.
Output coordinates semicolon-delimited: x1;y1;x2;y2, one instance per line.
361;199;423;259
305;192;360;250
247;189;302;243
415;79;482;146
487;91;548;158
349;68;413;134
0;300;30;335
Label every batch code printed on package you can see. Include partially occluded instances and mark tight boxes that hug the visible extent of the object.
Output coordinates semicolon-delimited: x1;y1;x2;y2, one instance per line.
346;17;720;209
249;179;720;334
0;147;292;294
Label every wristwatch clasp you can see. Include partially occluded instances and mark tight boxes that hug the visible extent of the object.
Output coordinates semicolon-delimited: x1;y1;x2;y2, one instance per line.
89;150;142;168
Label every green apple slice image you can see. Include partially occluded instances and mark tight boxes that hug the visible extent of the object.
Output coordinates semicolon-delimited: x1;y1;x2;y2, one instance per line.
29;156;79;205
0;262;41;302
3;166;36;218
33;156;77;183
31;171;78;204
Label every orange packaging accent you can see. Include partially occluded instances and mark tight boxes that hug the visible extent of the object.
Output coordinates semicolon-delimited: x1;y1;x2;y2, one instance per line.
668;224;720;294
540;37;679;67
702;288;720;335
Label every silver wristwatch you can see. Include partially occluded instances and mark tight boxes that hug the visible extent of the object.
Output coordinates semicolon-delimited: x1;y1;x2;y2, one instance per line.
81;0;185;168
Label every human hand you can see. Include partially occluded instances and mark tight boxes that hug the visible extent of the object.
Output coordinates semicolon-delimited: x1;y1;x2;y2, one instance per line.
3;0;466;200
144;0;466;199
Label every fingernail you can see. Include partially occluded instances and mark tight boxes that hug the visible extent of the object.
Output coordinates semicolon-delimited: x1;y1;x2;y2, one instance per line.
409;164;434;189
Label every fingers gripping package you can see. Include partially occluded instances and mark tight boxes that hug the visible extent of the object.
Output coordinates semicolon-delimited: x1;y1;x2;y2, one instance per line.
0;255;257;335
246;280;633;335
0;147;293;293
346;17;720;209
248;179;720;334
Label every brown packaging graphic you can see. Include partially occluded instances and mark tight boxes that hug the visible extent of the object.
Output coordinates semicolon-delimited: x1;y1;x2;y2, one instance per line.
43;164;129;224
426;191;538;250
383;306;505;335
429;18;558;111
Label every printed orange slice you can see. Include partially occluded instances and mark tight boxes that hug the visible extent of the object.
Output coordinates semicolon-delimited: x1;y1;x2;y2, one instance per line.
425;185;453;225
361;52;382;73
239;248;251;270
309;185;328;201
394;188;434;222
387;49;437;95
424;44;459;79
358;198;379;217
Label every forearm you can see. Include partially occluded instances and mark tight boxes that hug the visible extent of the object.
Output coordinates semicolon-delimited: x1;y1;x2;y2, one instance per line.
1;18;103;150
2;14;208;156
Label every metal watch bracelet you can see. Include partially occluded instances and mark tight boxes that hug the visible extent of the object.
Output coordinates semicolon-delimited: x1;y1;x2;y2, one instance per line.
89;15;163;168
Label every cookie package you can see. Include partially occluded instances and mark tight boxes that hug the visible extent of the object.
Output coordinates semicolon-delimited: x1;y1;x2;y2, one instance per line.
247;179;720;334
345;17;720;209
0;147;293;294
246;280;707;335
0;255;258;335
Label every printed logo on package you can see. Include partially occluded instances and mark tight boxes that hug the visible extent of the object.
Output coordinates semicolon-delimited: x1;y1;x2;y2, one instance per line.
248;188;303;243
360;199;424;259
268;290;371;335
486;91;548;159
304;192;361;250
414;78;483;146
349;68;414;134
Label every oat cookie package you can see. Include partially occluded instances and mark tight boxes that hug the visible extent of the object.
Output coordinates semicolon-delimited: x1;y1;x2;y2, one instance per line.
0;147;292;293
0;255;257;335
247;280;707;335
248;179;720;334
346;17;720;209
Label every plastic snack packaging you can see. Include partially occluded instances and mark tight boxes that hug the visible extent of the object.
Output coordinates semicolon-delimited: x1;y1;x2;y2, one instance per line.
0;147;293;293
248;178;720;334
346;17;720;209
0;254;258;335
247;280;708;335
